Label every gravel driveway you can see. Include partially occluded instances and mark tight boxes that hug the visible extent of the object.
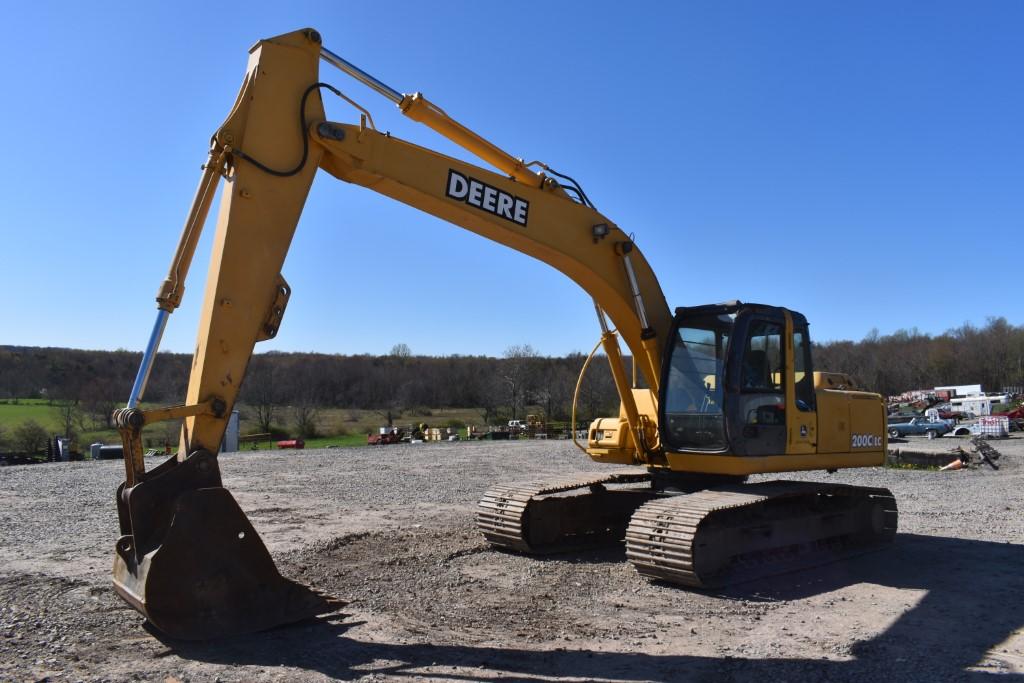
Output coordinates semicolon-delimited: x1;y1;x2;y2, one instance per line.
1;437;1022;682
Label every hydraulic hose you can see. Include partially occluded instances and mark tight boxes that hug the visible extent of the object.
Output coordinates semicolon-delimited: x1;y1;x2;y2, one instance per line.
571;333;613;453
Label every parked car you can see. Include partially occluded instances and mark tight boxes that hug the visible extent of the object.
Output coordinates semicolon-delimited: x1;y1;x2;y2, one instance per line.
887;417;953;439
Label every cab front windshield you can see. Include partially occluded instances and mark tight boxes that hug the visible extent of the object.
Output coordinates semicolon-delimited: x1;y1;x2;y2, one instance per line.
662;314;732;451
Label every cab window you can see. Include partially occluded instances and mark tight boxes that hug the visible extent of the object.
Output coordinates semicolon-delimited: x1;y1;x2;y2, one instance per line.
665;326;727;414
742;321;783;393
662;317;731;451
793;328;816;410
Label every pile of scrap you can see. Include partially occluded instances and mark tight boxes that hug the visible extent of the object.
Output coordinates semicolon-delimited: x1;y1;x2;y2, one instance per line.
368;427;404;445
888;447;963;469
970;436;1002;470
887;438;1005;471
937;439;1002;471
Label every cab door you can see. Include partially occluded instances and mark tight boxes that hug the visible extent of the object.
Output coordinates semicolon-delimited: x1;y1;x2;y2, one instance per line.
784;310;817;454
724;310;788;456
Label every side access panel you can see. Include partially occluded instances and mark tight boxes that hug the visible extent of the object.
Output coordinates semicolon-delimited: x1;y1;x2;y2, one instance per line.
816;388;886;461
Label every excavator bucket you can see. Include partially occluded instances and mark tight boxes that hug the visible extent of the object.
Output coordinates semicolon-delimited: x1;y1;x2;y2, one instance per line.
112;450;342;640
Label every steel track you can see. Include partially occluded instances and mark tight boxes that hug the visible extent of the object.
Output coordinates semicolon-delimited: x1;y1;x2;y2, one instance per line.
625;481;898;588
477;470;652;553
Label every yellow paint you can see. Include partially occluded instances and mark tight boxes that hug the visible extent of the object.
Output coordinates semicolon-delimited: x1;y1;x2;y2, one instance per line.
664;449;884;475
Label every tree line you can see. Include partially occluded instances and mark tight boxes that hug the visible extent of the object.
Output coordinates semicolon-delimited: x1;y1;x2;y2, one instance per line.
1;314;1020;434
814;317;1024;398
0;343;619;429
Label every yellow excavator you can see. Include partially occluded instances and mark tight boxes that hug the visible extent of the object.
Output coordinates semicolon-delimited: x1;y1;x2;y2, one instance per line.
111;29;896;640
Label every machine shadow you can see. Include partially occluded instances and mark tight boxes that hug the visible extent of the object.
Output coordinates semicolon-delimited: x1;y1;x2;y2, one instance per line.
718;533;1024;674
158;533;1023;681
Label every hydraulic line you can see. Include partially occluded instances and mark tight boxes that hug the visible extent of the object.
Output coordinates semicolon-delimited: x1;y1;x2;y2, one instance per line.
231;83;342;177
571;334;608;453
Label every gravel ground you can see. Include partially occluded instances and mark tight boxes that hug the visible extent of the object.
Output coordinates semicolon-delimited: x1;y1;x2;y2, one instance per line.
1;436;1022;682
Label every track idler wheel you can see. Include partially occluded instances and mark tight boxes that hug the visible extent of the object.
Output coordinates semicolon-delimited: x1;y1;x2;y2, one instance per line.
113;451;341;640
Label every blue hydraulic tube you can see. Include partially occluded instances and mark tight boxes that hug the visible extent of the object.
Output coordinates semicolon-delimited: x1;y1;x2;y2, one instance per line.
126;309;170;409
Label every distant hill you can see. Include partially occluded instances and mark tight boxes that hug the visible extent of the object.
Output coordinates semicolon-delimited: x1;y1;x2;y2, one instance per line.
0;346;618;424
3;315;1021;420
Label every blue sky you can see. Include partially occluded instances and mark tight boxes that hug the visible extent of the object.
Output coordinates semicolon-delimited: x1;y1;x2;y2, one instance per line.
1;1;1020;357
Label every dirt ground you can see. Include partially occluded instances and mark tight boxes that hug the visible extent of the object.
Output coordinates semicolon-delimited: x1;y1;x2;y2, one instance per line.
1;436;1023;682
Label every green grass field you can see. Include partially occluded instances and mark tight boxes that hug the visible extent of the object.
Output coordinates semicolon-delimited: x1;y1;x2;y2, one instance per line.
0;400;491;453
0;399;66;432
235;406;487;450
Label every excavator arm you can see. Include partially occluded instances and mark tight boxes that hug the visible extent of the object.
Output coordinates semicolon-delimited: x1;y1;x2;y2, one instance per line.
111;28;673;639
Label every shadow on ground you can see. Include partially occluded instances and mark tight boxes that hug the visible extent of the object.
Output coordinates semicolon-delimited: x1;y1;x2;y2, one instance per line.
159;533;1023;681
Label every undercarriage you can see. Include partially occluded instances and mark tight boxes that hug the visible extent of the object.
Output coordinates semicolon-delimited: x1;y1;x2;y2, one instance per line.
478;470;897;588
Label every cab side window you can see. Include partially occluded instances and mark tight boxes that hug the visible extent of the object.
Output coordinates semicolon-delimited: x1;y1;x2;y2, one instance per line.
742;321;783;393
793;327;816;410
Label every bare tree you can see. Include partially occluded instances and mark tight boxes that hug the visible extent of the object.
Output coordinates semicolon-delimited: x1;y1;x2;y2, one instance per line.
534;358;575;421
501;344;539;420
291;399;321;439
245;362;279;434
374;354;411;426
81;376;120;430
474;371;506;426
577;355;618;422
53;399;81;441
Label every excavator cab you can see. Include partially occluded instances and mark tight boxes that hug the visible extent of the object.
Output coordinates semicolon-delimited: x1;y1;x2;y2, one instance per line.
660;302;815;457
